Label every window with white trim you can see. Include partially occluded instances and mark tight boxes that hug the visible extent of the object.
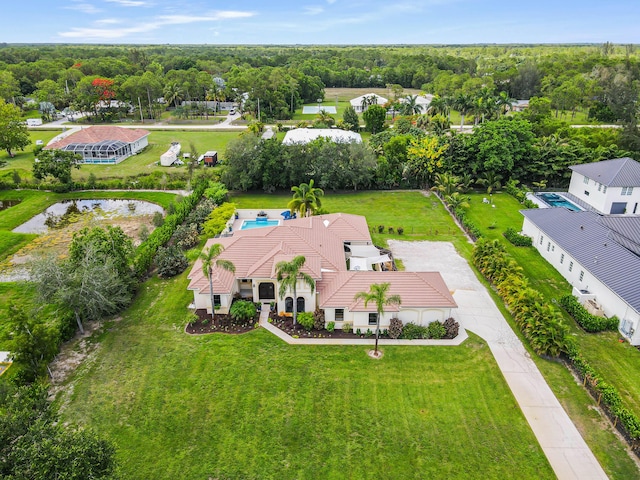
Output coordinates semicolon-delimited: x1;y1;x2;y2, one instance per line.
560;253;565;264
579;271;584;281
368;313;377;325
539;235;544;245
603;186;607;193
335;309;344;321
598;183;602;192
547;242;551;252
569;261;573;272
622;187;634;196
583;176;590;184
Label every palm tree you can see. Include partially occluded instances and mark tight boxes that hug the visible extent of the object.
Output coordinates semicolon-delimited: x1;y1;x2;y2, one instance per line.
353;283;401;355
400;95;423;116
431;172;461;197
476;171;503;194
496;91;515;116
288;179;324;217
276;255;315;325
427;95;450;118
200;244;235;320
453;93;475;131
444;192;470;210
315;109;335;126
163;82;184;108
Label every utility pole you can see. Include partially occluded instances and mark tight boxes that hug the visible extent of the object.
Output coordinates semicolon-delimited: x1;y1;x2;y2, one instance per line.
138;97;144;123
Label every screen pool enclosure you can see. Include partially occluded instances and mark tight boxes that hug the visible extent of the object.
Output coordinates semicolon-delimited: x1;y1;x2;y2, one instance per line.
61;140;133;164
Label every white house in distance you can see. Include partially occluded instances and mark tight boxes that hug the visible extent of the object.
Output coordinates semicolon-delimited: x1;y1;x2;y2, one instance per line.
188;213;456;331
398;94;433;113
350;93;388;113
45;126;149;164
521;157;640;344
568;157;640;214
282;128;362;145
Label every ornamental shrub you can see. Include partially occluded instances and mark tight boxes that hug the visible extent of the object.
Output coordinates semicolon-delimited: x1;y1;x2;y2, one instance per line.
503;227;533;247
342;321;352;334
443;317;459;339
155;245;188;278
203;202;236;237
388;318;403;339
204;182;229;205
326;321;335;333
559;295;619;332
297;312;314;331
173;223;200;250
400;323;429;340
152;211;165;227
313;309;325;330
427;321;446;339
230;300;257;321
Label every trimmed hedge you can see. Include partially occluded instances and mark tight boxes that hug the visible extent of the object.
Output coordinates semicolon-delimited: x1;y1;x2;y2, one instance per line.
454;208;483;240
503;227;533;247
559;295;619;332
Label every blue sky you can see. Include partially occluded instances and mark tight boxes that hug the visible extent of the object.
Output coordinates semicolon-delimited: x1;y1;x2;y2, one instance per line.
3;0;639;44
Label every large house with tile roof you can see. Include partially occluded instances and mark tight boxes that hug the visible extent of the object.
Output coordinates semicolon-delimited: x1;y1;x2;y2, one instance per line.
521;158;640;344
188;213;456;330
45;126;149;164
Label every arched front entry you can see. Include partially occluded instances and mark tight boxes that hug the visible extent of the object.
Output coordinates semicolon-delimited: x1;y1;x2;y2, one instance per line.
285;297;293;313
258;282;275;300
297;297;305;313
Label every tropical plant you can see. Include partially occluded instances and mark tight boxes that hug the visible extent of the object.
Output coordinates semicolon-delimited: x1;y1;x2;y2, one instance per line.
297;312;315;331
200;244;236;319
476;171;503;194
399;95;423;116
275;255;315;325
444;192;470;210
229;300;257;322
155;245;189;278
353;282;401;355
453;92;475;131
288;179;324;217
388;318;403;339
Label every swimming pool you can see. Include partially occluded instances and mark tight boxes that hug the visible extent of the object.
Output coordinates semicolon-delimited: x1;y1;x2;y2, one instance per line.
240;219;280;230
538;193;583;212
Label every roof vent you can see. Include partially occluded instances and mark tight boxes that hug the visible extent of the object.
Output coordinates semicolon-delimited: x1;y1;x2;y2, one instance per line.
323;220;330;228
580;225;584;230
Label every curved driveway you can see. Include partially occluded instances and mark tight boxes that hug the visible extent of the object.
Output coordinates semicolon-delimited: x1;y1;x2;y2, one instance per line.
389;240;608;480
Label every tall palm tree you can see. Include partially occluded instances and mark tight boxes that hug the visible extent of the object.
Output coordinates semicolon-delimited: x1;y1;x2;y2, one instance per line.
288;179;324;217
400;95;423;116
315;109;335;126
427;95;450;118
496;91;515;116
163;82;184;108
276;255;315;325
354;283;401;355
200;244;235;320
453;93;475;131
432;172;461;197
476;171;503;194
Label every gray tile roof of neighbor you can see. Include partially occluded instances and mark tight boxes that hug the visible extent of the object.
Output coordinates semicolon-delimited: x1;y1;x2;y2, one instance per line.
521;208;640;314
569;157;640;187
598;215;640;257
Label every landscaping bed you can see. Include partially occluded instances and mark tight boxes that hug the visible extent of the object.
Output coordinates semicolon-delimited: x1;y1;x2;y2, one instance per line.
186;308;257;335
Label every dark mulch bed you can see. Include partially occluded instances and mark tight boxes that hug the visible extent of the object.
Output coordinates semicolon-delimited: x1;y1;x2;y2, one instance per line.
269;313;385;339
186;309;257;335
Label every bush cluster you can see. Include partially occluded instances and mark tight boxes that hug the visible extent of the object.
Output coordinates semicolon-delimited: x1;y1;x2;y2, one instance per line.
173;223;200;250
155;245;188;278
473;238;571;357
313;309;325;330
342;321;352;334
229;300;257;321
559;295;619;333
203;203;236;237
133;178;208;278
503;227;533;247
399;321;448;340
454;208;482;240
297;312;314;331
443;317;459;339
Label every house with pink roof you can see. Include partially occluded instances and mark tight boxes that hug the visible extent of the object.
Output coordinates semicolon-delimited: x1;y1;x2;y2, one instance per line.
188;213;456;330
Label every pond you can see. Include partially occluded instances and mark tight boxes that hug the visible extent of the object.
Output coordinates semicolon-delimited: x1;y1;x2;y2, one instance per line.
12;199;164;234
0;199;21;211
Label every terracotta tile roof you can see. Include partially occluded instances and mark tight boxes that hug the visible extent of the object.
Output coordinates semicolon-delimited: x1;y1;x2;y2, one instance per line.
46;126;149;150
318;271;457;311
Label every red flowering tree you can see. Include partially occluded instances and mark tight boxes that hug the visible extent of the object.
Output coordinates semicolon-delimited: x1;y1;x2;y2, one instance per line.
92;78;116;102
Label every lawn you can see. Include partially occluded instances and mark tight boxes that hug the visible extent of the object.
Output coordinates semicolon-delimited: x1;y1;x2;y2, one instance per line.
231;190;471;254
58;270;554;480
0;130;241;183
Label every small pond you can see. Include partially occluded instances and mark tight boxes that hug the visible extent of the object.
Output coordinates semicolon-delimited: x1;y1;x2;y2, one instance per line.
0;199;21;211
12;199;164;234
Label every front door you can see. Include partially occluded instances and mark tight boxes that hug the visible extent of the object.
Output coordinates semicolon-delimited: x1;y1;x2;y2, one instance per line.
258;282;275;300
610;202;627;214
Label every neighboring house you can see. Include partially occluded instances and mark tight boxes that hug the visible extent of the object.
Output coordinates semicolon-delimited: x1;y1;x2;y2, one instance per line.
188;213;456;330
45;126;149;164
350;93;388;113
398;94;433;111
521;207;640;344
282;128;362;145
510;100;530;112
568;157;640;215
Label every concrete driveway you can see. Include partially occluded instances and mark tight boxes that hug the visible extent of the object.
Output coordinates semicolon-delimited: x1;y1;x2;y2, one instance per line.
389;240;608;480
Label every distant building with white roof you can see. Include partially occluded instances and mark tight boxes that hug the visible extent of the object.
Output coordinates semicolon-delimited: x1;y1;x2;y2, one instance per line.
282;128;362;145
350;93;388;113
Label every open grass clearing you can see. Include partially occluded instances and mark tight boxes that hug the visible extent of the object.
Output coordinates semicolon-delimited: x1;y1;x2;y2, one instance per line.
58;269;553;480
0;130;60;183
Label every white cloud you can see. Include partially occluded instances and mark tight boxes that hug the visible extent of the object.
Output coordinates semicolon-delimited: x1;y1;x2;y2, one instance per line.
66;3;102;14
304;6;324;15
104;0;149;6
94;18;121;24
327;0;337;3
59;10;256;39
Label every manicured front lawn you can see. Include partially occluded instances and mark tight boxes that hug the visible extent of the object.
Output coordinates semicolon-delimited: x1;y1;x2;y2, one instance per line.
59;272;554;480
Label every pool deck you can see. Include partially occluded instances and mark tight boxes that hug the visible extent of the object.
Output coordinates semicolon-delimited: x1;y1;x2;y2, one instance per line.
526;192;600;214
230;208;291;233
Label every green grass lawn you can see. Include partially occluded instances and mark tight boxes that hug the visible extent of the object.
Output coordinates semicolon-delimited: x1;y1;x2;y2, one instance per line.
59;269;554;480
0;130;60;183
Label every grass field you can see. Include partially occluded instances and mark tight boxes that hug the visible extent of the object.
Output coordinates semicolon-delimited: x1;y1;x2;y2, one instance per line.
0;130;241;183
58;269;554;480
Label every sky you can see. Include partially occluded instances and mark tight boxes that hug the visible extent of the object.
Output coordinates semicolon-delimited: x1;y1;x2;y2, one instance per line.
2;0;640;45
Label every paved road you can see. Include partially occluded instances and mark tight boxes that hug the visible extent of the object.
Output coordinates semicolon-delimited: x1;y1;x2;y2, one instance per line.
388;240;608;480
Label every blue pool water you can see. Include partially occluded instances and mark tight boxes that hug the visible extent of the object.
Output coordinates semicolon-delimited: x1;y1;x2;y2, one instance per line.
241;219;280;230
538;193;583;212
